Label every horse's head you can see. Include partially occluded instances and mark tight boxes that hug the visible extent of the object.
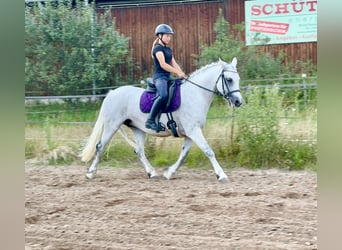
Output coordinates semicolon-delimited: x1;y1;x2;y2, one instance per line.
216;58;243;107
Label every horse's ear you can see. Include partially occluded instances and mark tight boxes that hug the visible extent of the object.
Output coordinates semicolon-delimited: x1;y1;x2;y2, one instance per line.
231;57;237;67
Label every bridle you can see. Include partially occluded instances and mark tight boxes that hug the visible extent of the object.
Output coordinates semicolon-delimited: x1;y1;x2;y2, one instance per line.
184;69;241;101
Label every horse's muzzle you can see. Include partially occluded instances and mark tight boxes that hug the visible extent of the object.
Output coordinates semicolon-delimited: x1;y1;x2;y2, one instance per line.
228;95;242;107
234;99;242;107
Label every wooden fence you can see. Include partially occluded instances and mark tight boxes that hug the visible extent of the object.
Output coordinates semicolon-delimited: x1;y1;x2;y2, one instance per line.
96;0;317;80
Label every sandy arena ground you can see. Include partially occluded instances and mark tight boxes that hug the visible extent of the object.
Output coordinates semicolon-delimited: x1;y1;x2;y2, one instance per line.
25;162;317;250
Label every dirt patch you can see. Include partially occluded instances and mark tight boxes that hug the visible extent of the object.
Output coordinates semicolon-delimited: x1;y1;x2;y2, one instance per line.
25;163;317;250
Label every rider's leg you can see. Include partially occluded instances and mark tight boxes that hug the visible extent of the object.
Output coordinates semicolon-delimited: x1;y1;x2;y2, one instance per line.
145;96;165;131
145;78;168;131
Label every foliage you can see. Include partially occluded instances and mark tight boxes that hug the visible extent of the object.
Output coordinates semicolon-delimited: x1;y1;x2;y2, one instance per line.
25;92;316;170
25;4;318;169
25;1;133;96
194;9;314;83
232;86;316;169
233;86;283;168
280;141;317;170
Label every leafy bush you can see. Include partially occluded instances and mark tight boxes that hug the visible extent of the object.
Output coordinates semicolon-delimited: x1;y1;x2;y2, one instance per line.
280;141;317;170
232;86;316;169
233;86;283;168
25;1;133;96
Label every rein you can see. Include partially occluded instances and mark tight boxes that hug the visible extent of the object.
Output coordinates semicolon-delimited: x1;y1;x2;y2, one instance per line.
184;69;240;101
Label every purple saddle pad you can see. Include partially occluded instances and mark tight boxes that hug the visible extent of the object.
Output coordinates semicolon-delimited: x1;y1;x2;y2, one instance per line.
140;82;181;113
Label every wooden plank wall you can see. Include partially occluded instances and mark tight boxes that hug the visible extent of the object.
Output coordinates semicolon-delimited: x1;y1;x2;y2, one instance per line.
97;0;317;80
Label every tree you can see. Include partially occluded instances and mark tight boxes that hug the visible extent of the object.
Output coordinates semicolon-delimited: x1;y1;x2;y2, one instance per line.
25;1;133;96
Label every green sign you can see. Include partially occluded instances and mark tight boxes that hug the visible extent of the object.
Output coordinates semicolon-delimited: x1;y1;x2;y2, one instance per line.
245;0;317;45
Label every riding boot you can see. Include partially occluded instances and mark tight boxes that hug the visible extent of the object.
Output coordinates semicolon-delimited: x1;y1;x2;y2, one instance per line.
145;96;165;132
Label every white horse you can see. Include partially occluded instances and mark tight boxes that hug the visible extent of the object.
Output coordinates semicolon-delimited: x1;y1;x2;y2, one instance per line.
81;57;243;183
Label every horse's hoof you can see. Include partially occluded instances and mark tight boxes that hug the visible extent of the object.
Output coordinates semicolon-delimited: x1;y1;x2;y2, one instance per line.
163;169;173;180
217;175;229;183
219;177;229;183
147;172;159;179
86;172;95;179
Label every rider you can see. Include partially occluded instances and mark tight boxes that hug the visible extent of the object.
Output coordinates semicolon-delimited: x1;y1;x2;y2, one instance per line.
145;23;187;132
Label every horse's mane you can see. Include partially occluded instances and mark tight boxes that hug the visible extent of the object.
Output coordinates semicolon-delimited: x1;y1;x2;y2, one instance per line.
188;61;222;78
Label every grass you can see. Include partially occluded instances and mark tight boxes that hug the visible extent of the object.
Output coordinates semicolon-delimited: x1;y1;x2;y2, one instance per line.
25;118;317;170
25;97;317;170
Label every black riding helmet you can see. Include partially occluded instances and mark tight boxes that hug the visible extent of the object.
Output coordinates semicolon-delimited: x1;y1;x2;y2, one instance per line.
155;24;174;36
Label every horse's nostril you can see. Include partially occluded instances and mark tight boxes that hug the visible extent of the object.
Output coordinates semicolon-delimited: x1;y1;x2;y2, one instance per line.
235;100;241;107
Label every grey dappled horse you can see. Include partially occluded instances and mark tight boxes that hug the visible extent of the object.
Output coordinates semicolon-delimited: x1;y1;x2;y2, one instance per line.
81;58;243;182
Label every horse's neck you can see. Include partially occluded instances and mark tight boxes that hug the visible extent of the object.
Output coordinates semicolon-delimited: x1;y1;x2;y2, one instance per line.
185;64;221;98
182;64;222;111
188;64;221;90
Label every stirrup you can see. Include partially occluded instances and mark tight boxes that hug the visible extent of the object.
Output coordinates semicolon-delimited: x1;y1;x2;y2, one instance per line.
157;122;166;132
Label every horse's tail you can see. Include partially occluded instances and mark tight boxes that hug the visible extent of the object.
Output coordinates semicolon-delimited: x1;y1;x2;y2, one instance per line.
81;107;105;163
118;127;137;149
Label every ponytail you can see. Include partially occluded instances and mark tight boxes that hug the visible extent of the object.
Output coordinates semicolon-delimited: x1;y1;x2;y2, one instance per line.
151;38;159;58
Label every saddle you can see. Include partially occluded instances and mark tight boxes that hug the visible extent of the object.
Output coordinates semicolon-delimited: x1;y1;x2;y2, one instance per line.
140;78;182;137
140;78;182;113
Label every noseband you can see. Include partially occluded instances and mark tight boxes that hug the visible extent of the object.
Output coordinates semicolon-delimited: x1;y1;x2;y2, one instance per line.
215;70;241;101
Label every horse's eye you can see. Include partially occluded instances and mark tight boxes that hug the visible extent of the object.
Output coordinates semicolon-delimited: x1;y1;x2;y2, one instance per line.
227;77;233;83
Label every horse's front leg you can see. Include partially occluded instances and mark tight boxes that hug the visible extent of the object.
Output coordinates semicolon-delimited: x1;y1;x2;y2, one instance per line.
188;127;229;183
164;137;192;180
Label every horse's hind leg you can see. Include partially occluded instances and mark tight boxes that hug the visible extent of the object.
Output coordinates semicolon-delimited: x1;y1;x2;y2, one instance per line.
188;127;229;183
163;137;192;180
86;123;120;179
131;128;158;178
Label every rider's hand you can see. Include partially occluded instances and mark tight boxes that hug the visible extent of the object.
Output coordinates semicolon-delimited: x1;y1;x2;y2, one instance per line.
178;71;187;79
